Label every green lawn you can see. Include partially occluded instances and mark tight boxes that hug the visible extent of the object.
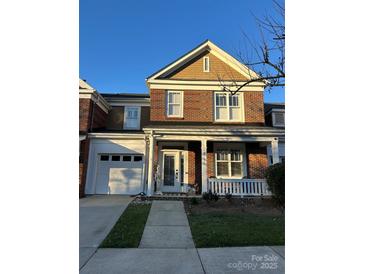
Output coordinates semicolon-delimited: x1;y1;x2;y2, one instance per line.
100;203;151;248
188;212;284;248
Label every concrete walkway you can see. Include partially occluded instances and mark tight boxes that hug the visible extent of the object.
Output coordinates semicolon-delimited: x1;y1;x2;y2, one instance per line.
79;195;132;269
139;200;194;248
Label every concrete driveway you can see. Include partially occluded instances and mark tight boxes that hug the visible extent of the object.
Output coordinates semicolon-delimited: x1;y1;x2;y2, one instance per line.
79;195;132;269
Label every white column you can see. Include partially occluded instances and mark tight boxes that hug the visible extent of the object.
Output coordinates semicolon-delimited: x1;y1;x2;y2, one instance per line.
147;133;155;196
271;138;280;164
201;139;208;193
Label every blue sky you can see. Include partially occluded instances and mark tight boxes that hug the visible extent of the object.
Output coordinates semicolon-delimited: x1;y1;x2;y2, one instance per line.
80;0;284;102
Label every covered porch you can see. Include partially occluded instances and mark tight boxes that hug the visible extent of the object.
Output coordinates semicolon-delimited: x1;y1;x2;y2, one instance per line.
144;127;284;197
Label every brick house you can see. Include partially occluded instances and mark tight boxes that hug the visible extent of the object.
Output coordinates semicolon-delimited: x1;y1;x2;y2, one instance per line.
80;40;285;197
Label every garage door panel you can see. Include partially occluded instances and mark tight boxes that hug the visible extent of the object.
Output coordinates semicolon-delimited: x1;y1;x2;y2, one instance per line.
95;154;144;195
109;167;142;194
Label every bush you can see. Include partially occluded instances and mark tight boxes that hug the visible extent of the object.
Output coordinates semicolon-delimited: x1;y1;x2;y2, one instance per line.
191;197;199;205
225;193;232;201
264;162;285;207
202;190;219;202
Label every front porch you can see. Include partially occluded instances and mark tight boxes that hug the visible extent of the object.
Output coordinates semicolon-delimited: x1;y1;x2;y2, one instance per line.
144;127;283;197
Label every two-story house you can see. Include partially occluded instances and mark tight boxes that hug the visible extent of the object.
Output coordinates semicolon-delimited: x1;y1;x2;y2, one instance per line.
80;40;285;197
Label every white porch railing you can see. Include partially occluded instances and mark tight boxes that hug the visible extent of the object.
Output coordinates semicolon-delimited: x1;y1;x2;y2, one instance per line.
208;178;271;196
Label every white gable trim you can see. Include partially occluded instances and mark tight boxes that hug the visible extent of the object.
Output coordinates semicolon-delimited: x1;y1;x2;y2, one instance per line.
146;40;263;83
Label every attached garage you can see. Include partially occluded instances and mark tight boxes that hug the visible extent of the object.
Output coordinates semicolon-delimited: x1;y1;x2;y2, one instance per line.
85;134;146;195
95;154;144;194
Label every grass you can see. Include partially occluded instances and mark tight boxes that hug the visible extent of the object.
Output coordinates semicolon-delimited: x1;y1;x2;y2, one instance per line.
188;212;284;248
100;203;151;248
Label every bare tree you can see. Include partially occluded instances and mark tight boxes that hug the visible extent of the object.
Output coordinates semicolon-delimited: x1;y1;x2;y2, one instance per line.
219;0;285;94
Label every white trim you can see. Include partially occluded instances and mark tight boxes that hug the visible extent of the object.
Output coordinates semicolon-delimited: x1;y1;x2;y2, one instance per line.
201;139;208;193
272;112;285;127
123;106;141;130
203;56;210;72
148;79;265;86
166;90;184;118
271;138;280;164
88;133;145;139
213;143;247;179
158;141;188;188
146;40;263;82
79;90;111;113
147;134;155;196
213;91;245;122
149;83;264;91
108;102;150;107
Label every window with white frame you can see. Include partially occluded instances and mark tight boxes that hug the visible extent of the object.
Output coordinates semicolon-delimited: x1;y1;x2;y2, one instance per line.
123;106;140;129
166;90;183;117
215;92;242;121
216;149;243;178
203;56;210;72
272;112;285;127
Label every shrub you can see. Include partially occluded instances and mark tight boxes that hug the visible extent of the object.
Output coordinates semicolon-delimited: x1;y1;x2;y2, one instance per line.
225;193;232;201
202;190;219;202
264;162;285;207
191;197;199;205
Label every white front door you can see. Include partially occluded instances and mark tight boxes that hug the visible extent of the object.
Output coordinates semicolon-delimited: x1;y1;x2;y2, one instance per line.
161;151;181;192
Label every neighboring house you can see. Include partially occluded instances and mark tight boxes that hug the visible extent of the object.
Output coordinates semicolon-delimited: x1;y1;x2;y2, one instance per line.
265;103;285;165
80;40;285;197
79;79;110;197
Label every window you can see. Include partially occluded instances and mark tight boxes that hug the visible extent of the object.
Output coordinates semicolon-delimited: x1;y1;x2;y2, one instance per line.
214;92;243;121
123;106;140;129
134;155;143;162
203;56;210;72
123;155;132;162
216;149;243;178
111;155;120;161
166;91;183;117
100;155;109;161
272;112;285;127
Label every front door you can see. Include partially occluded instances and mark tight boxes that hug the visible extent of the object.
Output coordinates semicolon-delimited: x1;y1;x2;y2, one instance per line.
161;151;181;192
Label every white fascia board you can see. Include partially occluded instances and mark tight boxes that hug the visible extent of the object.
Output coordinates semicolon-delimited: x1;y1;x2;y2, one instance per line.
105;97;150;107
148;83;264;92
266;108;285;115
207;42;262;80
144;128;285;137
88;132;146;139
154;135;276;143
146;40;264;84
79;90;111;113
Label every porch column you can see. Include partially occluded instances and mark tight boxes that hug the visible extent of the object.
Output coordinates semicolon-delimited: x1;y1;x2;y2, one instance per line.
201;139;208;193
271;138;280;164
147;133;155;196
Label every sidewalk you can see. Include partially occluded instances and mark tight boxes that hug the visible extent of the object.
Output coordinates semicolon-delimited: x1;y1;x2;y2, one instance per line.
80;200;285;273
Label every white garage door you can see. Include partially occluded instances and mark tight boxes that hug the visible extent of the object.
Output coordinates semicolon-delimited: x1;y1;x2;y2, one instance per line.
95;154;144;195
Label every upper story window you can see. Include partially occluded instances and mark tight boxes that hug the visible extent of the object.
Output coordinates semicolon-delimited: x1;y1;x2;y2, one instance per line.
203;56;210;72
123;106;140;130
272;111;285;127
166;90;183;117
214;92;243;122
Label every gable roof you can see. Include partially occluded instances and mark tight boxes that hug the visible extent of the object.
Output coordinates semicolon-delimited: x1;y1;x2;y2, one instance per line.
146;40;261;82
79;79;95;90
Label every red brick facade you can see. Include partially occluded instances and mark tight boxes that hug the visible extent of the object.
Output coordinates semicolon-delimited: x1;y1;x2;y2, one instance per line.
246;143;269;178
150;89;264;125
244;91;265;124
